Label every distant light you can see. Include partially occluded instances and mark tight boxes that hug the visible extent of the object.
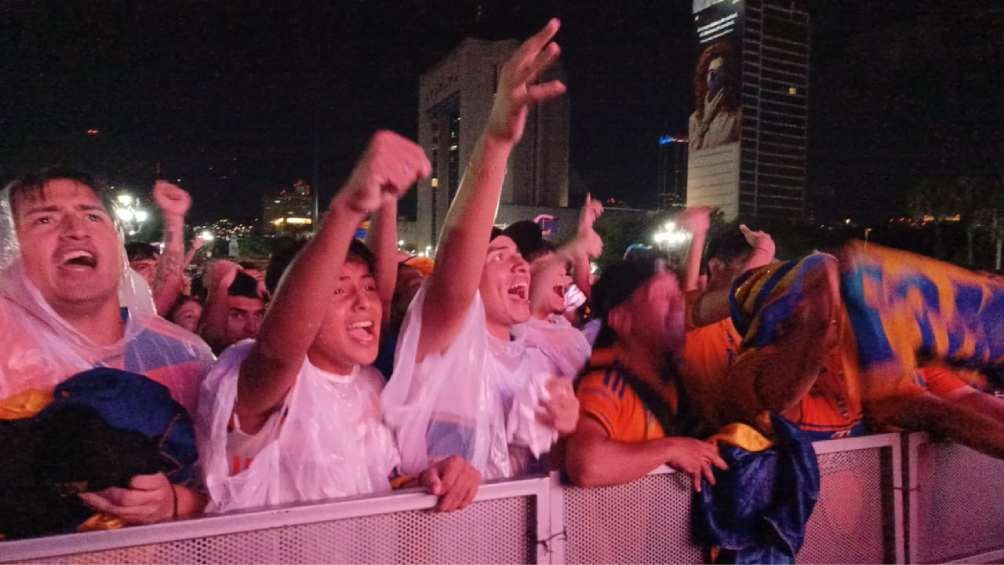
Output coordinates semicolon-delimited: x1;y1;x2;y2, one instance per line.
285;217;312;225
431;178;439;188
200;230;215;241
116;193;133;206
115;208;134;222
86;128;100;136
788;87;798;96
659;135;689;145
652;220;690;248
449;144;458;151
398;240;405;247
844;218;852;225
274;200;280;204
134;209;149;222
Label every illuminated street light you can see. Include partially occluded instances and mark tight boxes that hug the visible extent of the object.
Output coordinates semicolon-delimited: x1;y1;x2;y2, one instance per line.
652;220;690;248
116;193;134;206
113;192;148;238
200;230;215;242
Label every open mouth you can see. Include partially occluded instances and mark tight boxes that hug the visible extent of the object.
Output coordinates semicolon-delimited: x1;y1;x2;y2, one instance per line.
552;284;566;298
346;320;376;344
59;250;97;269
508;283;528;301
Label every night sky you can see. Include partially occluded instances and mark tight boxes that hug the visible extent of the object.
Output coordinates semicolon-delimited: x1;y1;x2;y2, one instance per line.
2;0;1001;226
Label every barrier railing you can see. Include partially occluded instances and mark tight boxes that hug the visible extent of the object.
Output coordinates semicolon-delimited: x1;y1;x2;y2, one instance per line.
904;433;1004;564
1;434;904;564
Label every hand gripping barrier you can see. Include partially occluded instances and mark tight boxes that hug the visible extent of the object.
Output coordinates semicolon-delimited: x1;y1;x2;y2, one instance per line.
2;434;908;564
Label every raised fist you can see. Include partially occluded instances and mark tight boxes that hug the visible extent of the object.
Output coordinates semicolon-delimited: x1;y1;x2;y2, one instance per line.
153;181;192;218
578;193;604;236
334;131;431;215
677;206;713;235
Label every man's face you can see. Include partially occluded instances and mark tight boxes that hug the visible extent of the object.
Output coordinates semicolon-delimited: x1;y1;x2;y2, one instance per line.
14;179;122;312
530;253;571;317
130;258;158;285
311;259;382;371
620;272;687;355
479;236;531;329
224;295;265;346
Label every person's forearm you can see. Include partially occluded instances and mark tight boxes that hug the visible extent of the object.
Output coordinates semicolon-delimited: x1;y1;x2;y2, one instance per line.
688;288;731;328
174;485;208;518
199;275;232;352
240;202;364;418
419;134;513;358
368;199;399;322
870;391;1004;459
683;228;708;293
566;434;679;487
153;215;185;315
954;390;1004;425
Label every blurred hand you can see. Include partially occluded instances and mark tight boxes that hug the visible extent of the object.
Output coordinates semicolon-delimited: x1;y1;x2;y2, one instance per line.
486;19;566;145
153;181;192;218
539;378;580;435
190;236;206;252
419;455;481;512
578;193;604;235
739;224;776;270
663;438;729;492
677;206;713;235
334;131;431;215
204;259;241;292
78;473;175;524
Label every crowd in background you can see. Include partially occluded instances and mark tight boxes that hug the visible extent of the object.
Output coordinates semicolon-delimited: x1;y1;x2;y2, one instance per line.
2;19;1002;562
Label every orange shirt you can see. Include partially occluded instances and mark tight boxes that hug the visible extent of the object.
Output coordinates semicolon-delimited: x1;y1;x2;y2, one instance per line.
575;346;684;442
916;363;975;399
680;318;742;428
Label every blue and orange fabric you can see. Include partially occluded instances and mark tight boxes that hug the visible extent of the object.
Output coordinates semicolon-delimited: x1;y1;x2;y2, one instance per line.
729;254;866;439
839;241;1004;396
915;362;985;399
575;346;686;442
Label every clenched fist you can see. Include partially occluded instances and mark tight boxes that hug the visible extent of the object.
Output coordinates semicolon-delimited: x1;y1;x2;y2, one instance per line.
333;131;431;215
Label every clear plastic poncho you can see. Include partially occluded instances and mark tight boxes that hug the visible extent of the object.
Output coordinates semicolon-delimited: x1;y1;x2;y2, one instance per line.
0;184;213;414
197;341;400;513
518;314;592;379
381;284;559;480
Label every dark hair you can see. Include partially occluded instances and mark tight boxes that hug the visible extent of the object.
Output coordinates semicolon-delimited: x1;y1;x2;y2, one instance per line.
167;294;202;321
125;241;160;262
227;271;263;300
591;256;660;348
5;167;109;218
693;41;739;120
704;227;753;270
524;240;558;263
265;237;375;295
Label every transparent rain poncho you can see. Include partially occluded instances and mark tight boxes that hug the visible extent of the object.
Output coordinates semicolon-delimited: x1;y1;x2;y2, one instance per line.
381;285;559;480
518;314;592;380
0;184;213;414
197;341;400;513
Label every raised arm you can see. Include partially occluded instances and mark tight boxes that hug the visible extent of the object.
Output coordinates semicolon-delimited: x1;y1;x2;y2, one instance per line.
570;194;604;300
367;197;399;323
678;206;712;293
237;132;429;429
689;224;776;327
151;181;192;316
418;19;566;360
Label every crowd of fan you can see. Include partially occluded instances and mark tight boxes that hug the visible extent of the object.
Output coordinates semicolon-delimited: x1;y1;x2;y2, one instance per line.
2;20;1002;554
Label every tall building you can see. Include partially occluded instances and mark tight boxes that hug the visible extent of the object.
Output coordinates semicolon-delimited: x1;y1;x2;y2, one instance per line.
657;135;689;209
415;38;570;250
262;179;315;235
686;0;809;220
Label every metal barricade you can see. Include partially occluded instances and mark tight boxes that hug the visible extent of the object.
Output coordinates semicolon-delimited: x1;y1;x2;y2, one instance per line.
3;436;905;564
905;433;1004;564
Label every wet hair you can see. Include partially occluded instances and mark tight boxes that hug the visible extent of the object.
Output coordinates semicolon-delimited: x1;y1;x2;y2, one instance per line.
125;241;160;263
5;167;109;219
265;237;375;295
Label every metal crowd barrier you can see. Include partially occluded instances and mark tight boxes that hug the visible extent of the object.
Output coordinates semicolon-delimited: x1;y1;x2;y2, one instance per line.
1;433;906;564
904;433;1004;564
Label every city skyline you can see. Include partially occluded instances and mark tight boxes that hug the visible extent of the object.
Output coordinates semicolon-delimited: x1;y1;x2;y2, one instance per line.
3;1;1000;226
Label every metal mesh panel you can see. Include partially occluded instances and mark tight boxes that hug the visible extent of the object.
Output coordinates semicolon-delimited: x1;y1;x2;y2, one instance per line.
562;472;703;564
798;448;889;564
916;442;1004;563
19;497;534;565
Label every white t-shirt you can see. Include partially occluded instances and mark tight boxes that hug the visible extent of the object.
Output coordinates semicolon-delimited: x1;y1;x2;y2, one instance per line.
197;340;400;513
